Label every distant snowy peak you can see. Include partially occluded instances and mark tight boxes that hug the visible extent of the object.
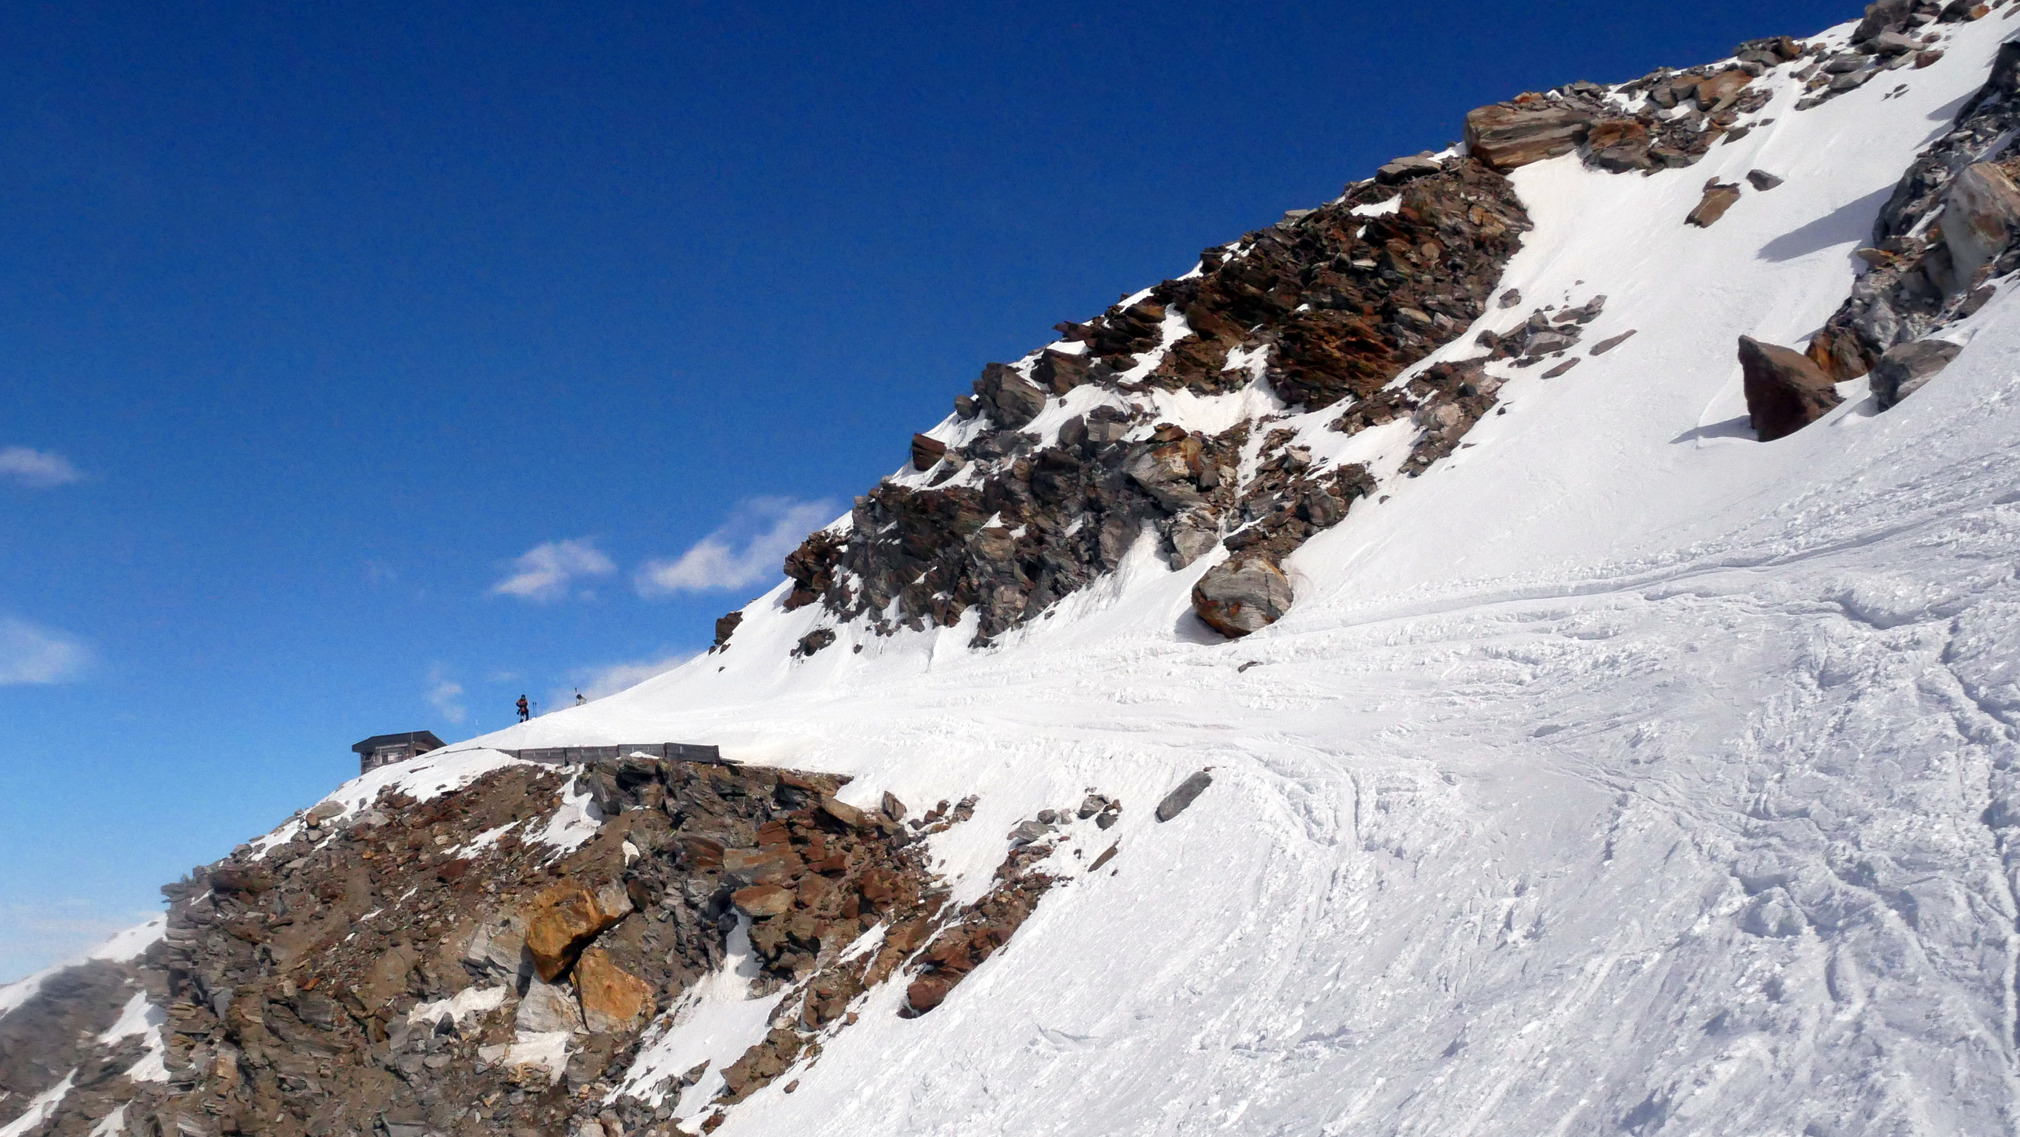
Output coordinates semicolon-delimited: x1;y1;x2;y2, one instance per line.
717;1;1999;662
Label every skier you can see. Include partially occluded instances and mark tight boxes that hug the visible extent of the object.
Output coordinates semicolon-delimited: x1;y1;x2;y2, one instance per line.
575;689;586;706
516;695;530;723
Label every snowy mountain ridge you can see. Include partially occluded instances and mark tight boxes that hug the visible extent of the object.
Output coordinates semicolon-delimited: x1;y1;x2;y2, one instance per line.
11;3;2020;1135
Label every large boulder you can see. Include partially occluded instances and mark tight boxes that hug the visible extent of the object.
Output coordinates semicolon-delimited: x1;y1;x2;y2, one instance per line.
1464;102;1596;170
1192;557;1293;637
1739;336;1844;441
1938;162;2020;288
1871;339;1963;409
575;946;654;1033
522;881;631;981
972;362;1049;429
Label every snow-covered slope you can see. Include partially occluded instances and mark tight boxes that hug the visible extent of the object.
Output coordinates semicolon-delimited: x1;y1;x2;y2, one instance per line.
438;10;2020;1135
13;7;2020;1137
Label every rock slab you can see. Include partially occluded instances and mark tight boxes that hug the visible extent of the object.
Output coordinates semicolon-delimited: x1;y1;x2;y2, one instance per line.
1155;772;1214;822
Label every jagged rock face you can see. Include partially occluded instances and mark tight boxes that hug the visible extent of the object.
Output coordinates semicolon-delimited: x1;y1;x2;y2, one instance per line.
1802;31;2020;392
772;160;1532;646
0;961;153;1137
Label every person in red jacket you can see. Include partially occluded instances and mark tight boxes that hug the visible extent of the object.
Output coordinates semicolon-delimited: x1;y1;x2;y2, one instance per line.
516;695;530;722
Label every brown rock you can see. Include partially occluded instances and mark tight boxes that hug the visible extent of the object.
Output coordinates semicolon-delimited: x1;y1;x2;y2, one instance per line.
1587;119;1651;171
1686;184;1743;228
575;946;653;1033
523;882;627;982
1693;69;1753;110
1541;358;1580;379
1464;103;1596;170
723;846;802;886
910;433;947;471
904;973;957;1015
1806;326;1872;382
1916;49;1945;68
1739;336;1843;441
732;884;795;919
1590;330;1638;355
1191;557;1294;638
818;795;869;830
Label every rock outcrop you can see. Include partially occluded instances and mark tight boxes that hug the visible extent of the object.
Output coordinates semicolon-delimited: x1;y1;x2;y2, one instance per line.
773;159;1532;646
1739;336;1844;441
0;757;1094;1137
1806;36;2020;397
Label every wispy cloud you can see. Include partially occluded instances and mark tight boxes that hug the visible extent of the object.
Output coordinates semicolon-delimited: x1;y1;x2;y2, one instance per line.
0;617;89;685
489;538;616;603
0;447;84;489
637;497;837;596
426;664;467;725
554;651;698;708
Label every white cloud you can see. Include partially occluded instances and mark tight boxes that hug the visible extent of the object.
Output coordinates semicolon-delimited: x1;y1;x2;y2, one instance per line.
552;650;698;708
426;665;467;725
489;538;616;602
0;447;84;489
0;617;89;685
637;497;838;596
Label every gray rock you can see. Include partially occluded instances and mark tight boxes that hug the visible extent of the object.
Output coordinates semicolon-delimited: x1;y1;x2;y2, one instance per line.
515;978;582;1033
1376;156;1443;184
1076;793;1113;820
1746;170;1784;191
1155;772;1214;822
1168;518;1220;569
1940;162;2020;288
1865;30;1920;55
1009;819;1052;846
1191;557;1294;638
1871;339;1963;408
306;800;345;823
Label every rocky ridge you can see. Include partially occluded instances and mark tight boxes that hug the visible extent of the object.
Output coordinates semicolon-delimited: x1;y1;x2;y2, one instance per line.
739;1;1998;651
0;756;1129;1137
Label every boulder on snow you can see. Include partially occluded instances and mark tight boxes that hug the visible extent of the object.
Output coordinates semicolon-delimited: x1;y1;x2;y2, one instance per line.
1871;339;1963;409
1155;771;1213;822
1739;336;1843;441
1191;557;1293;638
1746;169;1784;191
1686;183;1743;228
1464;102;1596;170
1938;162;2020;289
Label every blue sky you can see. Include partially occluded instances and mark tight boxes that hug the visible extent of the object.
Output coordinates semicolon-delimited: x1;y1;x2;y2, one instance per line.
0;0;1855;980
